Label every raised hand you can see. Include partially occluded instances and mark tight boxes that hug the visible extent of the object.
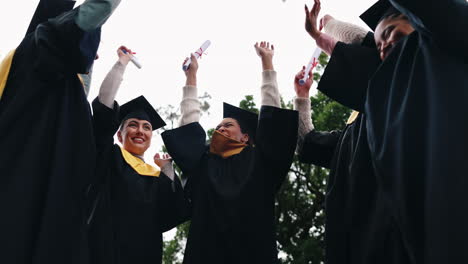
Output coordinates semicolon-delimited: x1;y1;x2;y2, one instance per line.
183;53;198;86
305;0;322;40
117;45;135;66
255;41;275;59
154;153;172;168
294;66;313;98
254;41;275;71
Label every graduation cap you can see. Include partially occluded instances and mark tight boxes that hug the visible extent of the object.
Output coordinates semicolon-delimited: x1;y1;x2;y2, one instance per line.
223;103;258;138
360;0;398;31
119;96;166;131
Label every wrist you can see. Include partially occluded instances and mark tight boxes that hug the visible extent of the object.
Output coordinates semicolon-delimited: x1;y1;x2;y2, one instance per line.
311;30;322;40
118;59;129;66
261;57;274;71
297;92;310;98
185;75;197;86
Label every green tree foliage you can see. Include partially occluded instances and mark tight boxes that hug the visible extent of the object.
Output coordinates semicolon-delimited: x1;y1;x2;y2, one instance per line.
162;52;352;264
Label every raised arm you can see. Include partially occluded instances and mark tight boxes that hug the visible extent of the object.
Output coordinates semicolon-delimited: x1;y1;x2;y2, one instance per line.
32;0;122;77
293;67;340;168
305;0;336;55
163;55;206;174
179;54;201;126
293;67;314;152
92;46;133;150
98;46;133;108
75;0;121;32
305;0;373;55
254;41;281;108
322;15;369;45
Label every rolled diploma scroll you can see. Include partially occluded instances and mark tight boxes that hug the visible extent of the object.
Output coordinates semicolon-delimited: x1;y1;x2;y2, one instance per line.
122;49;142;69
183;40;211;71
299;47;322;85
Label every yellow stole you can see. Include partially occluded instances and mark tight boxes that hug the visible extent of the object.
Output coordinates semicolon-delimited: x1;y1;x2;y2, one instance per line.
209;130;247;159
119;147;160;177
0;50;16;100
346;110;360;125
77;74;85;87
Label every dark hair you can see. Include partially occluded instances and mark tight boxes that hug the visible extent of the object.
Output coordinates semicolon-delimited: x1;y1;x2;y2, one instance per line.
378;6;408;25
232;118;255;145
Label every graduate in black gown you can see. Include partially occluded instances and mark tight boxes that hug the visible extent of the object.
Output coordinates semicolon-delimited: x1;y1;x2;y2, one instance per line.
88;48;190;264
298;3;391;263
0;0;121;263
302;0;468;262
90;96;190;264
357;1;468;263
161;43;298;264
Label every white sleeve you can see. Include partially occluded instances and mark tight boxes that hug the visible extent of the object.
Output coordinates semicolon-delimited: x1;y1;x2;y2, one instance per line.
98;61;126;109
261;70;281;107
324;18;368;44
179;85;201;126
294;97;314;152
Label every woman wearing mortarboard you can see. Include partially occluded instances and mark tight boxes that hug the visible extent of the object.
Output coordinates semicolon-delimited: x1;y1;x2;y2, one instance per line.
161;42;298;264
302;0;468;263
88;46;190;264
296;1;389;263
0;0;122;263
358;0;468;263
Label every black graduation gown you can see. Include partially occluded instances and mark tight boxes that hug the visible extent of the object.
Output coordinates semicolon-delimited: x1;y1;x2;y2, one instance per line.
362;1;468;263
320;1;468;263
162;106;298;264
300;115;405;264
300;39;409;264
0;8;100;264
88;99;190;264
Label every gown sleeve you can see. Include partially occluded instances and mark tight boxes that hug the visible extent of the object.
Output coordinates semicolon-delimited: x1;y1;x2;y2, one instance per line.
92;97;120;152
26;0;76;36
33;7;101;76
161;122;207;174
298;129;342;169
389;0;468;60
317;41;381;111
157;173;191;232
85;97;119;227
256;106;298;191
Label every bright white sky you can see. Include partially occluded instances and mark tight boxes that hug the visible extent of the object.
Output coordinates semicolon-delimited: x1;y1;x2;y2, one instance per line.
0;0;375;159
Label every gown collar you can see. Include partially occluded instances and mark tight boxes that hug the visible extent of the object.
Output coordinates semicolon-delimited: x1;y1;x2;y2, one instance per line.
119;147;160;177
209;130;247;159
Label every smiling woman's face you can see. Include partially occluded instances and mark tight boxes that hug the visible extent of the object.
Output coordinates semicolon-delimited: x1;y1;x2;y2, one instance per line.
375;14;414;60
117;118;153;156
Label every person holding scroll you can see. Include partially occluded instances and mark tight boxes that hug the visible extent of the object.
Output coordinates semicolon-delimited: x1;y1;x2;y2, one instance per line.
0;0;122;263
162;42;298;264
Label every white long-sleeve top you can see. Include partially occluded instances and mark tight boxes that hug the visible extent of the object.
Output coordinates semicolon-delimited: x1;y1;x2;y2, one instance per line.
179;70;281;127
98;61;126;108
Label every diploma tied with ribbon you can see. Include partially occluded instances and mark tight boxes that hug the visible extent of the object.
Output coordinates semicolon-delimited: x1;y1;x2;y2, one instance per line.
299;47;322;85
121;49;142;69
183;40;211;71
